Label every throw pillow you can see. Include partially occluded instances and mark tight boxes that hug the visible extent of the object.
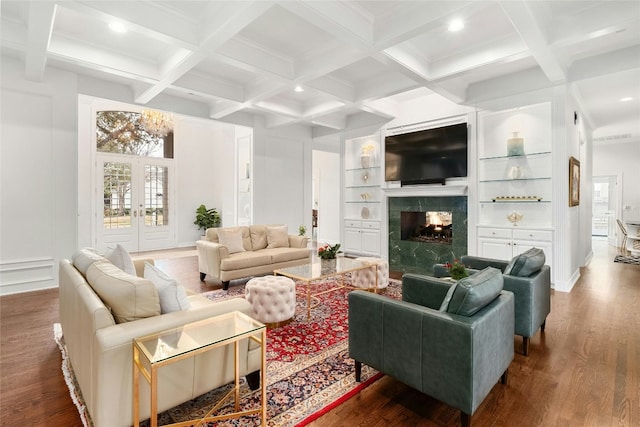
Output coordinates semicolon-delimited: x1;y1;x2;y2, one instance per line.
217;228;246;254
446;267;504;316
504;247;545;277
105;244;137;276
72;247;107;276
266;225;290;249
86;260;160;323
143;262;191;313
249;225;268;250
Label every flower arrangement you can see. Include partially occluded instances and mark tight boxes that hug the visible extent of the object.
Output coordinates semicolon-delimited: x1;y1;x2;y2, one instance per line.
318;243;341;260
360;142;376;155
445;259;468;280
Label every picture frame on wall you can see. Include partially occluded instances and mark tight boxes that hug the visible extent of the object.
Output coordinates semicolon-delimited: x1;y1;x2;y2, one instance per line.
569;156;580;207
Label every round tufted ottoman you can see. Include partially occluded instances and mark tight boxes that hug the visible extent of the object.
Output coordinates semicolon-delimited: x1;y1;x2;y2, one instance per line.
245;276;296;327
352;257;389;292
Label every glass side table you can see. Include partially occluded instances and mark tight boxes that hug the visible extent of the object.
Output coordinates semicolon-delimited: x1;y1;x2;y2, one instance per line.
132;311;266;427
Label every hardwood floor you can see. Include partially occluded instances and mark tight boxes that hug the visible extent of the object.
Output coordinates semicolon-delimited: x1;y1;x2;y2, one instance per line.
1;240;638;426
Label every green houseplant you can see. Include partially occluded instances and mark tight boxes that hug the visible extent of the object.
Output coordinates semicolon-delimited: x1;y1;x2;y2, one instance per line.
194;204;221;232
445;259;468;280
298;225;307;236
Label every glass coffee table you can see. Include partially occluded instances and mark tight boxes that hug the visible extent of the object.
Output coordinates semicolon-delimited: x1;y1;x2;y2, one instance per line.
274;257;377;320
132;311;266;427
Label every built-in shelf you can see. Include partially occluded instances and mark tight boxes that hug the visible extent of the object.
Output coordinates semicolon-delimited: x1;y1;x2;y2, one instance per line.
345;166;382;172
346;201;381;204
479;151;551;161
479;177;551;183
480;200;550;204
345;184;380;189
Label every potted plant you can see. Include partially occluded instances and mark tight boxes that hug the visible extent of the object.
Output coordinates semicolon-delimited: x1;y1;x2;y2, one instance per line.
445;259;468;280
298;225;307;236
194;204;221;235
318;243;341;267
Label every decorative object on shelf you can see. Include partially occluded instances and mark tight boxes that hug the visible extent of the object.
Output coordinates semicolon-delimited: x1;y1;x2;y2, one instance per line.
361;172;369;183
318;243;341;260
444;259;468;280
360;192;371;201
360;142;376;168
492;196;542;202
569;156;580;207
194;204;221;232
141;109;173;137
361;207;370;219
507;211;524;226
507;132;525;156
298;225;307;236
509;166;523;179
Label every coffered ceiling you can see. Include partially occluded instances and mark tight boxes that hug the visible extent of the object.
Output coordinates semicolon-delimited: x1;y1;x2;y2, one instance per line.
2;1;639;142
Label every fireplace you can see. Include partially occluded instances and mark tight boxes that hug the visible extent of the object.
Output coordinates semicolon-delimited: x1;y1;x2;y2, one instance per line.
401;211;453;244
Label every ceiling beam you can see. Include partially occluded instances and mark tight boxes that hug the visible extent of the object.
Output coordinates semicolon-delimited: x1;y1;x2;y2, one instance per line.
135;2;273;104
499;1;566;83
25;1;56;81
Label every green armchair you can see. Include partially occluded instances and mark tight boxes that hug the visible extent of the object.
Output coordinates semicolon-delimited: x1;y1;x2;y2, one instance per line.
434;251;551;356
349;268;514;427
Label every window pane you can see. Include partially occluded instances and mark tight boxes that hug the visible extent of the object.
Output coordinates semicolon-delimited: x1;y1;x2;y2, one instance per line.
96;111;173;158
145;165;168;227
103;162;131;229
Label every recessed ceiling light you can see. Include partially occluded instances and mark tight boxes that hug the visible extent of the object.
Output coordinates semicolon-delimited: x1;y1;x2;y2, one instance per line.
109;22;127;34
620;97;633;102
448;18;464;32
294;85;304;93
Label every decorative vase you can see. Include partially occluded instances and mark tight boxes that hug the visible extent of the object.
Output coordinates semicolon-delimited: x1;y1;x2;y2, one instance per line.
360;154;371;168
507;211;524;226
361;206;370;219
507;132;525;156
509;166;523;179
321;258;336;269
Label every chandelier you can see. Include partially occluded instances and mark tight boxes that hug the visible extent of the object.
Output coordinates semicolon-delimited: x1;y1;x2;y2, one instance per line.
140;109;173;137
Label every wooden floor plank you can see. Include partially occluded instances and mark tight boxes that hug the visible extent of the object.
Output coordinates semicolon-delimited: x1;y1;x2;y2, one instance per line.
1;240;639;426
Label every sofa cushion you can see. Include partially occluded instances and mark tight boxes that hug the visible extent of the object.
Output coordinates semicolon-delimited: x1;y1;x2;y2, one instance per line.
504;247;545;277
217;228;246;254
266;225;290;249
72;247;108;276
105;244;136;275
438;282;458;312
143;262;191;313
220;252;274;271
249;225;269;250
446;267;503;316
206;226;252;251
86;260;160;323
263;247;310;263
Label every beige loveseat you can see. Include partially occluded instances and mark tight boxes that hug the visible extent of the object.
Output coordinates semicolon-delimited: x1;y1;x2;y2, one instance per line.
58;249;262;427
197;225;311;290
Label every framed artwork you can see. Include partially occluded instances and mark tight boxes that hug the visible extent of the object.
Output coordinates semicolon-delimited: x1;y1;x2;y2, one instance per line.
569;156;580;206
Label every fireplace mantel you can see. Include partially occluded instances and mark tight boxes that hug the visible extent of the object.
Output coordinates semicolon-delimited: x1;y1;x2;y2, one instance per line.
382;183;468;198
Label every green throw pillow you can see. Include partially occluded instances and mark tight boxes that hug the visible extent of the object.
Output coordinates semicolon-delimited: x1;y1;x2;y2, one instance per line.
504;247;545;277
445;267;504;316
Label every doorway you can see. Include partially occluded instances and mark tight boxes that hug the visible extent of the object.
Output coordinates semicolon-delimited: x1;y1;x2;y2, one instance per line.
96;154;175;252
592;175;618;246
312;150;341;245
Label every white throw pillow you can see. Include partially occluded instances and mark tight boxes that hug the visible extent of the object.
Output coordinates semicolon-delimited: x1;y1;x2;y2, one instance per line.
143;262;191;313
105;244;136;276
217;228;246;254
266;225;290;249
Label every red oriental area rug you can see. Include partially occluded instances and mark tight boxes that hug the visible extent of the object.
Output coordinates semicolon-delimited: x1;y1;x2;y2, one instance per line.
56;277;402;427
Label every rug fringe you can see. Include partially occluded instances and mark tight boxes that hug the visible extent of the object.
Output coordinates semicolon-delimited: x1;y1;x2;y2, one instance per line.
53;323;92;427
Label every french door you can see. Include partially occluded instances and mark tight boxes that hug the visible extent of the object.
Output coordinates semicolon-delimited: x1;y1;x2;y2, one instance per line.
96;153;175;252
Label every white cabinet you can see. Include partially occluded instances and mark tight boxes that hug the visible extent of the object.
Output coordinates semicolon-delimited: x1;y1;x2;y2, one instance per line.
343;134;382;256
344;220;381;255
477;226;553;279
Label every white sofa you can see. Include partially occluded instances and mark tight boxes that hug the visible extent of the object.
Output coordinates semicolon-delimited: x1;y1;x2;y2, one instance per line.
197;225;311;290
58;249;262;427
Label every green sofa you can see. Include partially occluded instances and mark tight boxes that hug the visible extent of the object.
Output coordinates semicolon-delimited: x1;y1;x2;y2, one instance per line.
434;252;551;356
348;269;514;427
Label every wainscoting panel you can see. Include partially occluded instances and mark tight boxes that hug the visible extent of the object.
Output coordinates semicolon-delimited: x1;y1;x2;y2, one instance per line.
0;257;56;295
388;196;468;275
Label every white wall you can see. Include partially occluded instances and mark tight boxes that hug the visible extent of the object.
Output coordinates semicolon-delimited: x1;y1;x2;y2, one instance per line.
593;141;640;222
252;116;312;234
1;56;78;294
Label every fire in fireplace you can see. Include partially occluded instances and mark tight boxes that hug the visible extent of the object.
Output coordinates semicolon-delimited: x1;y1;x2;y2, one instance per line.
401;211;453;244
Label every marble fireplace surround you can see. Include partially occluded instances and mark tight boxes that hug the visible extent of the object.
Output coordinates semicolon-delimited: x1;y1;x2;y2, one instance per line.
385;185;468;276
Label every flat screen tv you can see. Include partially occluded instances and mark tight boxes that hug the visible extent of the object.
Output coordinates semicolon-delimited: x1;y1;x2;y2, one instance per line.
385;122;468;185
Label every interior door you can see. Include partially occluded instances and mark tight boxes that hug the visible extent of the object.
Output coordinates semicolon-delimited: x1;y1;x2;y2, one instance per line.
97;154;174;252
